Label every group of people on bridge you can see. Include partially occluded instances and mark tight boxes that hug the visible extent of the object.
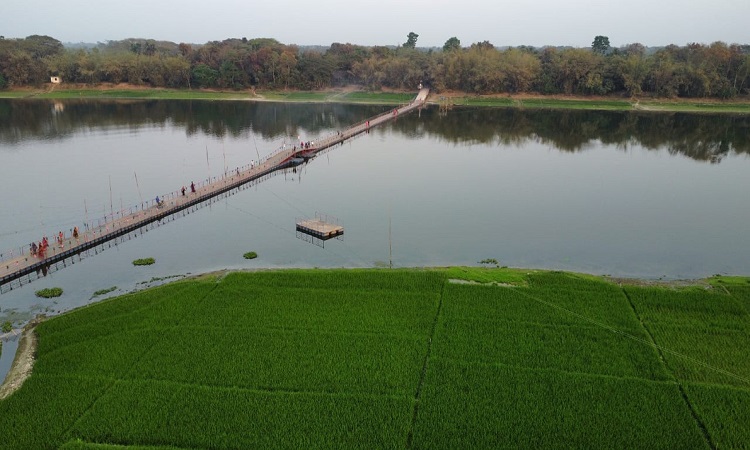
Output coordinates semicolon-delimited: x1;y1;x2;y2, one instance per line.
180;181;197;198
299;141;315;150
29;227;79;259
25;177;201;263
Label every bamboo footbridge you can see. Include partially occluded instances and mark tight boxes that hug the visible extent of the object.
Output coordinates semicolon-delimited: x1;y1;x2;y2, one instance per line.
0;88;429;292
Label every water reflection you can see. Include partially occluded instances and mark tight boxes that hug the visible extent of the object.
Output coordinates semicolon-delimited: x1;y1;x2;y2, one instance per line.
2;99;747;164
405;107;750;163
0;99;389;144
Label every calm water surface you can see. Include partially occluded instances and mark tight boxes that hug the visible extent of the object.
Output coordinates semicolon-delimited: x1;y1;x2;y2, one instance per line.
1;99;749;327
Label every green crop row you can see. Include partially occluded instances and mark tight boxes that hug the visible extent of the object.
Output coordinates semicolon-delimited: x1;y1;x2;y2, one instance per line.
36;282;216;354
130;326;425;396
648;323;750;388
60;441;191;449
219;269;445;292
441;281;642;332
412;359;707;449
65;379;413;449
34;328;162;379
187;284;439;336
442;266;531;285
520;285;643;331
625;286;749;330
60;441;192;449
37;281;213;338
434;316;668;381
684;383;750;450
3;268;750;448
726;285;750;304
624;285;750;389
0;374;113;449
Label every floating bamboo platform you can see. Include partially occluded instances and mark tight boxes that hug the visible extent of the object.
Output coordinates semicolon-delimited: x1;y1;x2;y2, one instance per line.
296;213;344;248
296;219;344;240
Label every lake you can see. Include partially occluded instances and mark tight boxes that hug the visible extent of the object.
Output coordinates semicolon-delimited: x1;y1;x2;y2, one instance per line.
1;98;750;326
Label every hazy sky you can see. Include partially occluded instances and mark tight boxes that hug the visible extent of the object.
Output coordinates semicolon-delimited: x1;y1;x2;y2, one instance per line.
4;0;749;48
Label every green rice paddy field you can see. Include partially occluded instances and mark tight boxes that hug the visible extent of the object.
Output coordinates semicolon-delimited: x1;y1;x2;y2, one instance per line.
1;268;749;449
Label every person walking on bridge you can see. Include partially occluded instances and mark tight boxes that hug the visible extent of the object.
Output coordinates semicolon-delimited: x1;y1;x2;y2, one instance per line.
190;181;196;194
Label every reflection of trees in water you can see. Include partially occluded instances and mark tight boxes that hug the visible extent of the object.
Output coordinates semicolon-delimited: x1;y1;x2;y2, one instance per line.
0;99;389;145
1;100;748;163
408;107;750;163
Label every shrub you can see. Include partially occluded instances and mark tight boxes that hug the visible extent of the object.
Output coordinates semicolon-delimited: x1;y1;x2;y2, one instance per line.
2;321;12;333
35;287;63;298
243;251;258;260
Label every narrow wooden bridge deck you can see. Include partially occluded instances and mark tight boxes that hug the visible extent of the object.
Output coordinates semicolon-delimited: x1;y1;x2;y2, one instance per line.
0;88;429;291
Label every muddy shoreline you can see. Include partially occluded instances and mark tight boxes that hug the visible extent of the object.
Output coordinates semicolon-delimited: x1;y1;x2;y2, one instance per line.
0;318;41;400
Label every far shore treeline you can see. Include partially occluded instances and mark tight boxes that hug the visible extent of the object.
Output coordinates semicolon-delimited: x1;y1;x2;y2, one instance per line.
1;34;749;99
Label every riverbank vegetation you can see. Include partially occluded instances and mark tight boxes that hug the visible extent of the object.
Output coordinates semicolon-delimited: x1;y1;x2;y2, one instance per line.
1;35;749;103
90;286;117;299
6;85;750;113
0;268;748;448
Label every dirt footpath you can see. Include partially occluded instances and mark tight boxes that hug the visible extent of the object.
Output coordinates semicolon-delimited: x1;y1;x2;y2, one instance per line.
0;319;41;400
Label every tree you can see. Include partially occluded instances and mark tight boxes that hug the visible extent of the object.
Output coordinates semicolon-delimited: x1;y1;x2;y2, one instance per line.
623;43;645;57
327;43;369;85
498;48;541;93
0;73;6;89
3;50;46;85
297;51;335;89
645;49;679;97
471;41;495;51
618;53;649;96
163;55;191;88
219;60;243;88
192;63;219;88
443;37;461;52
278;49;298;89
352;57;387;89
403;32;419;49
178;43;193;58
143;40;157;56
21;35;64;59
592;35;610;55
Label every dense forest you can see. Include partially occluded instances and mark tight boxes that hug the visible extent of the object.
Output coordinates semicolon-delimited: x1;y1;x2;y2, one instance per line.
1;34;749;99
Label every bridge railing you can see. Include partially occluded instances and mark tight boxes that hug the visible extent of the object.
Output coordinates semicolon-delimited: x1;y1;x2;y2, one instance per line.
0;162;261;268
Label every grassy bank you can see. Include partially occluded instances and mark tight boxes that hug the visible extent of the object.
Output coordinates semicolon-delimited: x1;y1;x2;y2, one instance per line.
443;94;750;113
446;96;634;111
1;88;255;101
3;86;750;112
0;87;416;105
0;267;748;448
260;90;415;104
